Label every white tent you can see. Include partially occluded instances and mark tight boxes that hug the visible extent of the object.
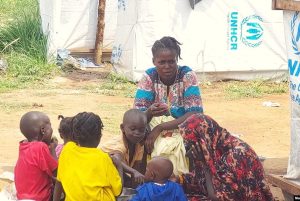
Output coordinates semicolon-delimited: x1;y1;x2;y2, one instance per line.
39;0;288;82
112;0;288;81
38;0;300;182
39;0;117;56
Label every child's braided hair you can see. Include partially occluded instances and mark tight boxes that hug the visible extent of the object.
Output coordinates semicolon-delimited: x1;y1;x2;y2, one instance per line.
58;115;73;140
151;36;182;60
71;112;104;147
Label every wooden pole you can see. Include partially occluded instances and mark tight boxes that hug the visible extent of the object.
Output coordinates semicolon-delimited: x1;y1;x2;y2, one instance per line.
94;0;106;65
272;0;300;11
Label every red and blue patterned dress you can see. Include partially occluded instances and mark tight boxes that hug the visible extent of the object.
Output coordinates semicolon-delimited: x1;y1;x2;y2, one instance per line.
178;114;274;201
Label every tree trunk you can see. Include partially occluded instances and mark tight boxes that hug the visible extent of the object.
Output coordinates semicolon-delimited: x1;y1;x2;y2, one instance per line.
94;0;106;65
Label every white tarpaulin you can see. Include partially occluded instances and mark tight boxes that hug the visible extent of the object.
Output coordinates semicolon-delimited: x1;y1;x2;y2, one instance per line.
283;11;300;179
39;0;117;56
112;0;287;81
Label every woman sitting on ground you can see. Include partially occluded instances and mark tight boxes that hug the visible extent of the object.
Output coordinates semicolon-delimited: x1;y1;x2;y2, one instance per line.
176;113;274;201
134;36;203;174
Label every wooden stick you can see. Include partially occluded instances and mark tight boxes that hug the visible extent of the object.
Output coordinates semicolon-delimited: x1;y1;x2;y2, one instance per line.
272;0;300;11
94;0;106;65
266;174;300;195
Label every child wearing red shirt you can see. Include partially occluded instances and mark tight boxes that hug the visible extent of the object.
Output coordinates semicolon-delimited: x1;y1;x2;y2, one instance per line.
14;111;58;201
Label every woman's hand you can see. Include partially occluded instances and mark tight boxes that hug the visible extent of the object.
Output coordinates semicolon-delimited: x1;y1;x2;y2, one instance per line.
186;142;205;163
132;170;145;184
146;102;169;119
145;126;162;153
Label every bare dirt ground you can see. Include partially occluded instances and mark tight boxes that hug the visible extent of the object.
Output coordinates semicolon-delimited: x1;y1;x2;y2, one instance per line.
0;69;291;200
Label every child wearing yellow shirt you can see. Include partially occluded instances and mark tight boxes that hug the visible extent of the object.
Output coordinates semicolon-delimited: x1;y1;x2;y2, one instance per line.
53;112;123;201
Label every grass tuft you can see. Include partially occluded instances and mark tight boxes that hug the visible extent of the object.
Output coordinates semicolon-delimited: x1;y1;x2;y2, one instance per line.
0;3;47;60
0;0;56;92
224;80;288;99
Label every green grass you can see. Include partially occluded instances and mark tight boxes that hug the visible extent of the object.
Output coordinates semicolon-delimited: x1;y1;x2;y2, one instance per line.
82;72;137;98
3;52;55;80
0;9;48;61
0;0;57;92
0;0;37;26
224;80;288;99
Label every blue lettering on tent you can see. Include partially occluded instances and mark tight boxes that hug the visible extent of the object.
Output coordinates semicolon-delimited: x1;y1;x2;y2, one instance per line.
229;12;238;50
291;93;300;105
298;83;300;91
288;59;300;77
290;81;296;90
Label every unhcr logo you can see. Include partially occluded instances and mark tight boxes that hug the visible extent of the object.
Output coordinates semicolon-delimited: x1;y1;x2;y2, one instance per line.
291;12;300;55
288;12;300;78
228;13;264;50
240;15;264;48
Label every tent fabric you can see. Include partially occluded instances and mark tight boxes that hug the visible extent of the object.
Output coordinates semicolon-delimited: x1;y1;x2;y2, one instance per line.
39;0;117;56
283;11;300;180
112;0;287;81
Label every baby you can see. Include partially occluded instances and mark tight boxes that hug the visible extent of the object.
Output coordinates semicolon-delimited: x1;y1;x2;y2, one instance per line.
130;156;187;201
150;115;189;175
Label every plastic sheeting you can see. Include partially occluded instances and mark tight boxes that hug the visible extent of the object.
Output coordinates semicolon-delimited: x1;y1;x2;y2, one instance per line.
39;0;117;56
112;0;288;81
283;11;300;180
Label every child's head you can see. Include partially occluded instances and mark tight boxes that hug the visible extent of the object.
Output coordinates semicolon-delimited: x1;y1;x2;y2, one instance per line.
121;109;147;144
20;111;53;144
144;156;174;184
58;115;73;144
151;36;182;84
72;112;104;148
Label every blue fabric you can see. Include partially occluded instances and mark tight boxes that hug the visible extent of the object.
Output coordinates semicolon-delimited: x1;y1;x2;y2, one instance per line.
135;89;155;101
145;67;157;76
183;86;200;97
170;107;186;119
130;181;187;201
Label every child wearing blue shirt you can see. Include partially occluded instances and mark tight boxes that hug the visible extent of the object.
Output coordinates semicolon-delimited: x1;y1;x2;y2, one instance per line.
130;156;187;201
